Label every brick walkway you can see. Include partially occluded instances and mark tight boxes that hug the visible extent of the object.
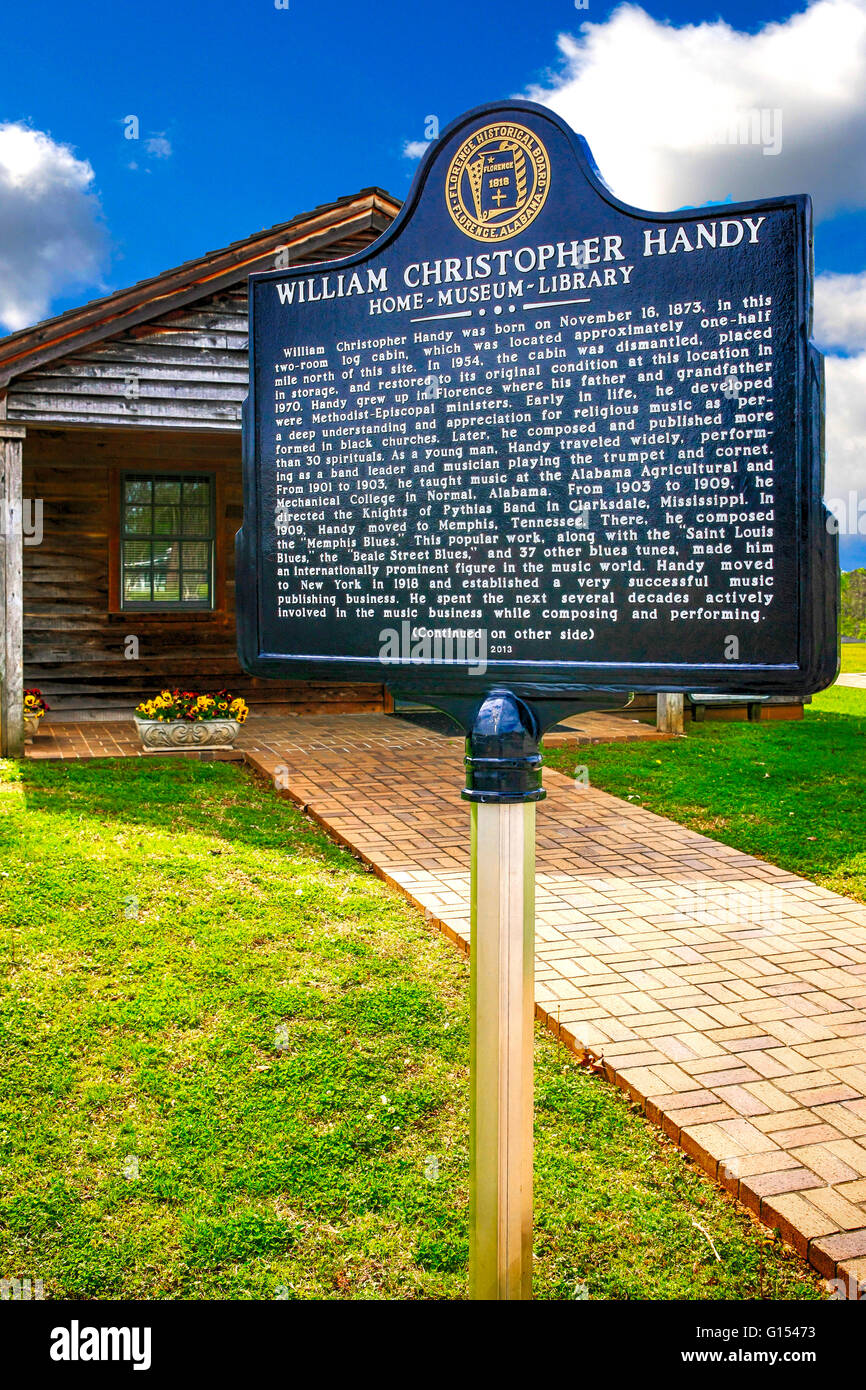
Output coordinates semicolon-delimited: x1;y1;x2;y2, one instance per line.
24;711;866;1292
245;717;866;1296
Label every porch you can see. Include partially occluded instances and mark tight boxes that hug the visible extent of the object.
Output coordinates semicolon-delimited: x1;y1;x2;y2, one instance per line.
23;707;670;760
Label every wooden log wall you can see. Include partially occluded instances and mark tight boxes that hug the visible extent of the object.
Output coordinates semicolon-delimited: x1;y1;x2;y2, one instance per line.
8;290;250;431
22;425;384;719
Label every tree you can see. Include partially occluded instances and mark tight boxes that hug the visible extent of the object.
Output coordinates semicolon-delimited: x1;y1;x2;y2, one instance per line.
841;569;866;639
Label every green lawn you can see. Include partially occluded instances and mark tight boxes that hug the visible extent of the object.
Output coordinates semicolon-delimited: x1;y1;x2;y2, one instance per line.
840;643;866;674
0;758;822;1301
545;684;866;904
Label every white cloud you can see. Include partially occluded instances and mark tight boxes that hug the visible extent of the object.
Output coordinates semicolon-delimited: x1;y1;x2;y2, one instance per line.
825;352;866;497
814;271;866;353
402;139;430;160
811;273;866;501
145;135;172;160
0;123;108;331
525;0;866;218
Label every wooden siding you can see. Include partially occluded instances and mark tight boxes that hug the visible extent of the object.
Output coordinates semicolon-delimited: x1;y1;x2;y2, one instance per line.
5;229;378;431
7;209;396;716
22;426;384;718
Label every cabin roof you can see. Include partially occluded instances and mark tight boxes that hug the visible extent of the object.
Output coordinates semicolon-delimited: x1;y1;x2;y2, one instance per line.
0;187;401;391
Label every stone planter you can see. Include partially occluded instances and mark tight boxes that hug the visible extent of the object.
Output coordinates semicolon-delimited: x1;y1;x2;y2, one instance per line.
23;713;41;743
134;716;242;753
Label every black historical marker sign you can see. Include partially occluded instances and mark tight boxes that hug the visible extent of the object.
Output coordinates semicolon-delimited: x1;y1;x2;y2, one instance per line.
237;99;837;700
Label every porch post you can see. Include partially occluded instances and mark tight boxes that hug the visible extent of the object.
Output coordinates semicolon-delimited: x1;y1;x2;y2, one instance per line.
656;692;684;736
0;423;26;757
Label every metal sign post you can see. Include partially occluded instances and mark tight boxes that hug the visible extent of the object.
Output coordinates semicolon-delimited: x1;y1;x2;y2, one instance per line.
463;689;544;1300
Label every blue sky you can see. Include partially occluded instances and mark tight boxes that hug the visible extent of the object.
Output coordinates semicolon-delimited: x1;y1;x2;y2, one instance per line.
5;0;858;296
1;0;864;565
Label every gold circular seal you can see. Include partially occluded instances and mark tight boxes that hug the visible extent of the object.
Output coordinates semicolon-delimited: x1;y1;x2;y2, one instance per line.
445;122;551;242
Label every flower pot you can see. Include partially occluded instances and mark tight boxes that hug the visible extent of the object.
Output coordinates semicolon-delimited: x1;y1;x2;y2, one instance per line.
23;713;42;743
134;716;242;753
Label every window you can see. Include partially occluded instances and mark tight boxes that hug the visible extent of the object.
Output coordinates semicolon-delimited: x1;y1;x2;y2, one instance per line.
121;473;215;609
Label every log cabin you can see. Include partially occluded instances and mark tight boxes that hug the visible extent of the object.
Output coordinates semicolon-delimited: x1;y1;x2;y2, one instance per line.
0;188;401;752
